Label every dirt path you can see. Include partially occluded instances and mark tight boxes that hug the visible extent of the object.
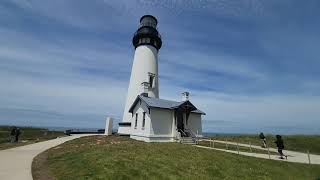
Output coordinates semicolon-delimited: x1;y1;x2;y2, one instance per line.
196;140;320;165
0;134;94;180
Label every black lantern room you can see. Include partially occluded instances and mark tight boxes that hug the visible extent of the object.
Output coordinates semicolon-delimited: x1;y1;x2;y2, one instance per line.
132;15;162;50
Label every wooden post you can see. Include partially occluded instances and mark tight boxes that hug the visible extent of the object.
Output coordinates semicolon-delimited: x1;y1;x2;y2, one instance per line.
249;142;252;153
267;146;271;159
196;130;199;144
307;150;311;164
213;140;215;148
237;142;240;155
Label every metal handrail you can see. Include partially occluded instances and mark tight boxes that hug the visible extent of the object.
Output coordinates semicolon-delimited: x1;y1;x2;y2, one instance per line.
133;30;161;39
178;129;187;137
185;129;198;144
185;129;196;138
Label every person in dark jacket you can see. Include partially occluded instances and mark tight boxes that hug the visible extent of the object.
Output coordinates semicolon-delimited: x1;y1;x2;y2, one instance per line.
259;132;267;148
15;128;21;143
10;126;17;143
275;135;287;159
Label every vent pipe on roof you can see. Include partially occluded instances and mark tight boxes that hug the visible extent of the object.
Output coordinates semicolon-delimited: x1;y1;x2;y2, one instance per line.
182;92;189;101
141;82;149;97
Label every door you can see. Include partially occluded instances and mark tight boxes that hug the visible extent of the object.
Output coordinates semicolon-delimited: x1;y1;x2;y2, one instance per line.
176;110;185;136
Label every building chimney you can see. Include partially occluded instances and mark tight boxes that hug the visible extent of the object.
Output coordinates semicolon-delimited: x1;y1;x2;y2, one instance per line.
141;82;150;97
182;92;189;101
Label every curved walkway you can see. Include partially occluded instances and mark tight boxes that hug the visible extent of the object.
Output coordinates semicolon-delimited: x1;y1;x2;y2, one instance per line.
196;140;320;165
0;134;94;180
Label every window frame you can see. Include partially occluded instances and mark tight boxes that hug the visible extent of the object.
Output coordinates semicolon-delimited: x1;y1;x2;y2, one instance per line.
135;113;138;129
142;112;146;129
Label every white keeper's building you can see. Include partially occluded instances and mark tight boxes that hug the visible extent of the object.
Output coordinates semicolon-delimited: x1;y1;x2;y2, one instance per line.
118;15;205;142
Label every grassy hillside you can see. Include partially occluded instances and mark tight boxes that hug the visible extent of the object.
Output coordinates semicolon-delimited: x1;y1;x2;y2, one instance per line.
32;136;320;180
0;125;65;150
210;134;320;154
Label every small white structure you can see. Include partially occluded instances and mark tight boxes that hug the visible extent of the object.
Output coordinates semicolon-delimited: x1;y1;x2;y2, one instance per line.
118;15;205;142
104;117;113;135
127;94;205;142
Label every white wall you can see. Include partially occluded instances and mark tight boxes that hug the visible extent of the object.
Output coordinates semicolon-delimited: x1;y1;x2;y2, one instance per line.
130;100;151;138
150;108;173;136
122;45;159;128
186;113;202;136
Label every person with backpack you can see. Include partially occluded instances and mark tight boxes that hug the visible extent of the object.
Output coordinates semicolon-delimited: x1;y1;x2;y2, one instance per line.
15;128;21;143
259;132;267;148
275;135;287;159
10;126;17;143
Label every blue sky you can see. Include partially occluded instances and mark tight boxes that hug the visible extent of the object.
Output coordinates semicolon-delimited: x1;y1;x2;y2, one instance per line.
0;0;320;134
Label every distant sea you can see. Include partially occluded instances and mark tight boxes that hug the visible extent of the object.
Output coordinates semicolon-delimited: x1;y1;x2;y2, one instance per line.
39;126;248;136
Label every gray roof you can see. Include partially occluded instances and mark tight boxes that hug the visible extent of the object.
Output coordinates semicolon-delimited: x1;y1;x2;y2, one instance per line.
129;95;205;115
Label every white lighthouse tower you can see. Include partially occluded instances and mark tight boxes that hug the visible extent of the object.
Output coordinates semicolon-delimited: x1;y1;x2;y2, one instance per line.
118;15;162;135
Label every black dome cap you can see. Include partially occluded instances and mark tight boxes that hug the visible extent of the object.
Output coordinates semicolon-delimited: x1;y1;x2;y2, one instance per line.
140;15;158;25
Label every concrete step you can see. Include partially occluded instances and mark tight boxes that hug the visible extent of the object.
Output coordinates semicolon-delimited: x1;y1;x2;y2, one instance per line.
182;142;196;145
180;138;196;144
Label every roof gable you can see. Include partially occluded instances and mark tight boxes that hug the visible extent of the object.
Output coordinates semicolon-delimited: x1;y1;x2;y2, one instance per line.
128;95;205;115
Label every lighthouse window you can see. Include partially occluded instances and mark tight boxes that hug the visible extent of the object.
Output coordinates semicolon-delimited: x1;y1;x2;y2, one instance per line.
146;38;150;43
154;41;157;46
149;76;154;88
139;39;142;43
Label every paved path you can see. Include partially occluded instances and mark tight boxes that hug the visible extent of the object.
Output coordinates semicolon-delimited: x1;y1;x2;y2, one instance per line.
196;140;320;165
0;134;94;180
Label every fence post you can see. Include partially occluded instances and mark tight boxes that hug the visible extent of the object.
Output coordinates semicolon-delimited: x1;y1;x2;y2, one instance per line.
237;142;240;155
307;150;311;164
196;130;199;144
267;146;271;159
249;142;252;153
213;140;215;148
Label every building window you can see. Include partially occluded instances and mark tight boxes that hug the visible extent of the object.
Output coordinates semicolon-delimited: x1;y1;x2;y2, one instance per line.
142;112;146;129
135;113;138;129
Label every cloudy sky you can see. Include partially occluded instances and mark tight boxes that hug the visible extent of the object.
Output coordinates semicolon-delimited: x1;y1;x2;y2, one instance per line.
0;0;319;134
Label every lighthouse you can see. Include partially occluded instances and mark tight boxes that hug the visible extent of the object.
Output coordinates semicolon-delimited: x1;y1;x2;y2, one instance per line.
118;15;162;135
117;15;204;142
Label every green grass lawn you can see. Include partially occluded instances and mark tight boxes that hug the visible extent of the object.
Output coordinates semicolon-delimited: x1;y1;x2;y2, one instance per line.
0;125;65;150
32;135;320;180
209;134;320;155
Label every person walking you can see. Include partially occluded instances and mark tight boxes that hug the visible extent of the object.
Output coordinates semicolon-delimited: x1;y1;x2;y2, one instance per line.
15;128;21;143
259;132;267;148
275;135;287;159
10;126;17;143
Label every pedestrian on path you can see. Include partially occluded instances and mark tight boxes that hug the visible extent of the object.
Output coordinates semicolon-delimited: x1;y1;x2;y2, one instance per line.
275;135;287;159
15;128;21;143
10;126;17;143
259;132;267;148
